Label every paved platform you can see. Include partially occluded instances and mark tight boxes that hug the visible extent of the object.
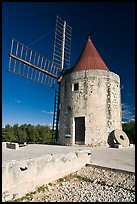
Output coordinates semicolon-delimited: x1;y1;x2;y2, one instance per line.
2;144;135;172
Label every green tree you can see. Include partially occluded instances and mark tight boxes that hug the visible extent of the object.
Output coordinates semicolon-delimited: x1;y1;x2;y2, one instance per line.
3;123;53;144
122;120;135;144
13;124;19;142
26;124;39;144
5;124;15;143
16;128;27;144
36;125;52;144
20;124;27;143
2;128;7;142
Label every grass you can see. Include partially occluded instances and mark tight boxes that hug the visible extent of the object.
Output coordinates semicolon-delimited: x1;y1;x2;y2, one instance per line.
73;174;93;182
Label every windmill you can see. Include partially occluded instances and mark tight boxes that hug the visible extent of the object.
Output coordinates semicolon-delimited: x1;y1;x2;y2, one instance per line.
8;16;72;143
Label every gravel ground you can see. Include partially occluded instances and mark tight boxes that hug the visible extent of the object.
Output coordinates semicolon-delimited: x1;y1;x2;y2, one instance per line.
10;165;135;202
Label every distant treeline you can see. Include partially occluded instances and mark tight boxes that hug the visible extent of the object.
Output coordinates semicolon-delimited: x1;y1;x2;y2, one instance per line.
2;120;135;144
2;124;54;144
122;120;135;144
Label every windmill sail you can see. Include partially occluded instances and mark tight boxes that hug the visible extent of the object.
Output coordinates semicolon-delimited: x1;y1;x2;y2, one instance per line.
8;16;72;142
8;38;60;88
53;16;72;72
8;16;72;88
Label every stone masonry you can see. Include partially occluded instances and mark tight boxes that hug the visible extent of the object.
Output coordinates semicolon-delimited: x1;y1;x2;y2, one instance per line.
59;69;122;146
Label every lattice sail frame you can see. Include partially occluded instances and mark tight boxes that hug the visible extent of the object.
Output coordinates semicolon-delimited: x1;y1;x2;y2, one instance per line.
8;38;60;88
8;16;72;89
53;16;72;72
8;16;72;143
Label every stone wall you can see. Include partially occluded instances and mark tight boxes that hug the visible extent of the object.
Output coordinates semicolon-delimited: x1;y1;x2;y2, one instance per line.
2;150;91;201
59;70;122;146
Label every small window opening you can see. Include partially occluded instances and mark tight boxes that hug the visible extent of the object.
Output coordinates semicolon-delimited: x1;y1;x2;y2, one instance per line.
73;83;79;91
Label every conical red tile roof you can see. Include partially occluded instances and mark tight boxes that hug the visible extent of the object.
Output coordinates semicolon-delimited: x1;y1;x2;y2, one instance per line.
73;36;109;72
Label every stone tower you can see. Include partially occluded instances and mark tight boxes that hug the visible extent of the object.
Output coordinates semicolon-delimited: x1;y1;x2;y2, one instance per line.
58;36;122;146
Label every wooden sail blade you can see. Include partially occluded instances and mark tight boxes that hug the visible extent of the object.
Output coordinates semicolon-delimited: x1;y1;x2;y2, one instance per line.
9;53;58;79
52;16;72;71
8;38;60;88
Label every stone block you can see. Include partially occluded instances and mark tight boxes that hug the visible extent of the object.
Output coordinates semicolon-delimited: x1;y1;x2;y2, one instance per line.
6;143;19;150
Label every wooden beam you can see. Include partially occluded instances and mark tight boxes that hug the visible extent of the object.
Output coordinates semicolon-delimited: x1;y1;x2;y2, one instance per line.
9;53;58;79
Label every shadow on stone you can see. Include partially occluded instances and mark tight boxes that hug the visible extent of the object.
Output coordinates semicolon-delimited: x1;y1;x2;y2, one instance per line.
107;130;116;147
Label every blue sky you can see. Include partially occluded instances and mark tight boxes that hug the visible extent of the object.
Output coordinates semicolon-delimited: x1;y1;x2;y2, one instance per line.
2;2;135;128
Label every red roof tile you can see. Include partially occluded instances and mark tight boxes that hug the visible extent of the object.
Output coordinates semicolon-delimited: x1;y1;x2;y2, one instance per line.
73;36;109;72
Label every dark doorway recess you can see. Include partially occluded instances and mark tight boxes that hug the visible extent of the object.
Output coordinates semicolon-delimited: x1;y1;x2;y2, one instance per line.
75;117;85;145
